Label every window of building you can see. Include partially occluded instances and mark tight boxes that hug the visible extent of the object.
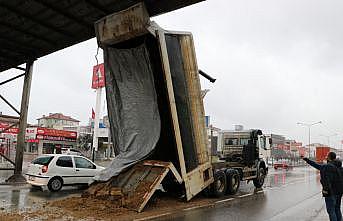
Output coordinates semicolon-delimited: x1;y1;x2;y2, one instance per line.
56;156;73;167
224;138;238;145
74;157;95;169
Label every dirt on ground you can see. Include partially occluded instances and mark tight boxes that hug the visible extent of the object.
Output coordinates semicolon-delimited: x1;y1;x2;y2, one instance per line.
0;191;216;221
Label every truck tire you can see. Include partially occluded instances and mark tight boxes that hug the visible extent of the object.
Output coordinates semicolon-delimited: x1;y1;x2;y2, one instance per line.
225;169;240;195
210;170;227;197
253;167;266;188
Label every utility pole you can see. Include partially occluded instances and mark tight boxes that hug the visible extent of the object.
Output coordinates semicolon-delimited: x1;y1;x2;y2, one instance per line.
297;121;322;159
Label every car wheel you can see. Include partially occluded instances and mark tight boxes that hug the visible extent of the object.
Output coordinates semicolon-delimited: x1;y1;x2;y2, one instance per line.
253;167;266;188
226;169;240;195
48;177;63;192
209;170;227;197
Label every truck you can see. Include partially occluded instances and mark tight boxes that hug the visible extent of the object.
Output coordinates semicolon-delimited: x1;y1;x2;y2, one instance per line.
206;129;270;196
316;146;330;163
86;3;270;212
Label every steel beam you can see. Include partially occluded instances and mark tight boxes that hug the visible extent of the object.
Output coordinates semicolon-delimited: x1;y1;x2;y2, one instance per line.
0;73;25;86
0;94;20;115
14;67;26;71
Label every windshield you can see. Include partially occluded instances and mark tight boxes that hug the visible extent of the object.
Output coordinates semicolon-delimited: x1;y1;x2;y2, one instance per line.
260;137;266;149
32;156;54;166
240;138;250;145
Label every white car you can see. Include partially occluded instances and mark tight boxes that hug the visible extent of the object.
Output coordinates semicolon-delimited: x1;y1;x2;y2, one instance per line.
25;154;105;192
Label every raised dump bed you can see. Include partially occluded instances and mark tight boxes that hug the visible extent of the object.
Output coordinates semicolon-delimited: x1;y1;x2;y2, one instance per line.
85;3;213;212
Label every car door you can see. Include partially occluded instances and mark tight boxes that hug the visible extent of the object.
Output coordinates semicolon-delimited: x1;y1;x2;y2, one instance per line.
54;156;75;184
73;156;98;184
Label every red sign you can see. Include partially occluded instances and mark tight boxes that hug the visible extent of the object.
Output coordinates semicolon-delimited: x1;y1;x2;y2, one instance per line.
36;128;77;138
27;139;39;143
91;63;105;89
0;123;19;134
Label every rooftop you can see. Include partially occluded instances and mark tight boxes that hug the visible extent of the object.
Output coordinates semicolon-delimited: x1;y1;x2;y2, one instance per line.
38;113;80;122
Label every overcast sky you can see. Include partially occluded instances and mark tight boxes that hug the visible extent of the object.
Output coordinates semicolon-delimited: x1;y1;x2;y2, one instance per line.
1;0;343;147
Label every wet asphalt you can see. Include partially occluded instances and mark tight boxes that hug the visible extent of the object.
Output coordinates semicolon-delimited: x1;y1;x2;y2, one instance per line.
158;167;325;221
0;166;326;221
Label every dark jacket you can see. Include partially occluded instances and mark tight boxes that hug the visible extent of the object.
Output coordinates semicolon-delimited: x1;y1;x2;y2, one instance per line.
304;158;343;196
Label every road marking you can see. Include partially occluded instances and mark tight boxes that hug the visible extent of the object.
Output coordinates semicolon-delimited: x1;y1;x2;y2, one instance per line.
134;212;172;221
238;193;253;198
183;204;213;211
214;198;235;204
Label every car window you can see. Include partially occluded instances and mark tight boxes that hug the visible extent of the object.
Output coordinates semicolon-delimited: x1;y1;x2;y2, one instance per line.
74;157;95;169
56;156;73;168
32;156;54;166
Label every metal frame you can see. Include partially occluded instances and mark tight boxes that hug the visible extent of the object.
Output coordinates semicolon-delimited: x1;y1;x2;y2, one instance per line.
156;28;214;201
0;61;34;182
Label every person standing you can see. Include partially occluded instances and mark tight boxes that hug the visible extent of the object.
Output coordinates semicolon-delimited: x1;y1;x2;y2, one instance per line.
302;152;343;221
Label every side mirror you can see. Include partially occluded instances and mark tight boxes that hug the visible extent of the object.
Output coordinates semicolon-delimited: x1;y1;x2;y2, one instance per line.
269;138;272;145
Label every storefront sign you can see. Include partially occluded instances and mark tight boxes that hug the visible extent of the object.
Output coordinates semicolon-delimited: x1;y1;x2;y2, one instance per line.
36;128;77;138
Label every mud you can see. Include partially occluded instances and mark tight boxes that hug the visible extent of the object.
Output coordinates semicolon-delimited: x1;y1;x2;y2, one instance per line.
0;192;215;221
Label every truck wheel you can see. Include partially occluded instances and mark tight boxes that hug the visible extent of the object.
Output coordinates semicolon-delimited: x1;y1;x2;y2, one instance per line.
210;170;227;197
253;167;266;188
48;177;63;192
226;169;240;195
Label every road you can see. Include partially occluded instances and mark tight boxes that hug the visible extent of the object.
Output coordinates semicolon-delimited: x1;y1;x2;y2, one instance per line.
0;166;332;221
157;167;326;221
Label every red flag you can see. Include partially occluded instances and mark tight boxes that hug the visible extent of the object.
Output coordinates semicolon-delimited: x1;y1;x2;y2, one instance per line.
92;108;95;119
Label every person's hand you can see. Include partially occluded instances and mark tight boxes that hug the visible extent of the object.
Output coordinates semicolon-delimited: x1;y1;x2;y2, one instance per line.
301;156;308;161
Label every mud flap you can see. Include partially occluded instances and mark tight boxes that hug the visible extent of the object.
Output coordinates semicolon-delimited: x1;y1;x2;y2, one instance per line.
85;160;182;212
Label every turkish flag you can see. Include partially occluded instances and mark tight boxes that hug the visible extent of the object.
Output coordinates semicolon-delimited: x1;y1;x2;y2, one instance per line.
92;108;95;119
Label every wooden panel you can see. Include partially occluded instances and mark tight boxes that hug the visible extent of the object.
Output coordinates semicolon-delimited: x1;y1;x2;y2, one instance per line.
179;34;209;164
95;3;150;46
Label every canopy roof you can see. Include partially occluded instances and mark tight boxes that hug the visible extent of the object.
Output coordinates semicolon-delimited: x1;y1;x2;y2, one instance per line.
0;0;203;72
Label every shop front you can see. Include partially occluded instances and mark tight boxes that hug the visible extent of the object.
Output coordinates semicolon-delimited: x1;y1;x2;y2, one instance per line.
26;127;77;155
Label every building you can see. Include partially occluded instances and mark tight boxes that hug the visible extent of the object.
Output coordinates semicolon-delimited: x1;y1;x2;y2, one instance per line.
37;113;79;130
0;114;78;162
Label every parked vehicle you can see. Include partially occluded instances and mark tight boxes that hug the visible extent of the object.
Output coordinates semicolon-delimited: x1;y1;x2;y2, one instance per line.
25;154;105;192
274;162;291;170
316;146;330;163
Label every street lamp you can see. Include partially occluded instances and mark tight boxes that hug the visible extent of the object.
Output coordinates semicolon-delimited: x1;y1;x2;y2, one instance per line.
318;133;338;147
297;121;322;159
